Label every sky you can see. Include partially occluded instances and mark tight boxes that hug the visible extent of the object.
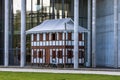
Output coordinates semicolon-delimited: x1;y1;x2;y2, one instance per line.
13;0;50;13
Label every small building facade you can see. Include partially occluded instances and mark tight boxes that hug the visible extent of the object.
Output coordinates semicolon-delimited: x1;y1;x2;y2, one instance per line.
27;18;88;67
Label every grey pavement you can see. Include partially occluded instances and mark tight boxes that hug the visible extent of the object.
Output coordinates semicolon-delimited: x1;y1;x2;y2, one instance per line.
0;68;120;76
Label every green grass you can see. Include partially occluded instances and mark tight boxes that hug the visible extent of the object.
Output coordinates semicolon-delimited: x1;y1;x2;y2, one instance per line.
0;72;120;80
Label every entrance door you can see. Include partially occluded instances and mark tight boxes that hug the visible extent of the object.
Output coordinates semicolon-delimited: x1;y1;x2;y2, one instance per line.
45;49;50;64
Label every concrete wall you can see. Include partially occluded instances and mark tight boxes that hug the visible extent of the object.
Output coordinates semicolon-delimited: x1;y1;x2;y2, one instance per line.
118;1;120;68
96;0;120;67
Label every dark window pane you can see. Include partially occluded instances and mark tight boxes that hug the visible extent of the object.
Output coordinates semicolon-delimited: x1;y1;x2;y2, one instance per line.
79;51;84;58
68;33;72;40
46;33;49;41
52;33;56;40
59;32;62;40
58;51;63;58
33;34;37;41
33;51;37;58
38;51;43;58
52;51;56;58
39;33;43;41
67;50;73;58
79;33;82;41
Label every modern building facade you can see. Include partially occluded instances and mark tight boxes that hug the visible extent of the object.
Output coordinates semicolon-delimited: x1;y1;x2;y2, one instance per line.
0;0;120;68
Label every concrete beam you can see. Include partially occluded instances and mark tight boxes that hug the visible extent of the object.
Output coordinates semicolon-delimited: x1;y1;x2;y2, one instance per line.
74;0;79;69
20;0;26;67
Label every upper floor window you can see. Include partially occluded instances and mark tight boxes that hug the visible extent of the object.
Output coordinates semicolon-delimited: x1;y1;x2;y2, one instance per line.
59;33;62;40
33;34;37;41
39;33;43;41
79;33;82;41
68;32;72;40
46;33;49;41
52;33;56;40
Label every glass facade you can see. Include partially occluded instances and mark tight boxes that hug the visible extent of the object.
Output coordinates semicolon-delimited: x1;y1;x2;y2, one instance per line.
0;0;4;65
13;0;87;46
1;0;120;68
0;0;87;66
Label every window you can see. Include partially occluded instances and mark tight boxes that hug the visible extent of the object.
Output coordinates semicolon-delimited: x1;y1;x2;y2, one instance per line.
52;51;56;58
52;33;56;40
67;50;73;58
79;33;82;41
33;51;37;58
68;33;72;40
79;51;84;58
59;33;62;40
33;34;37;41
58;51;63;58
39;33;43;41
46;33;49;41
38;51;43;58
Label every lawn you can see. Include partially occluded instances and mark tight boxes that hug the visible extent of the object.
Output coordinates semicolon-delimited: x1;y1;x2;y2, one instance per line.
0;72;120;80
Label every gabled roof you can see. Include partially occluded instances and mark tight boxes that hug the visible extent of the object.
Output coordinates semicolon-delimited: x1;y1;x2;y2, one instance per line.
26;18;88;34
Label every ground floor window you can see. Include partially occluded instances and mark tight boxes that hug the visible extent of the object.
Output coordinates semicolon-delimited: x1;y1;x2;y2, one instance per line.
67;50;73;58
58;50;63;58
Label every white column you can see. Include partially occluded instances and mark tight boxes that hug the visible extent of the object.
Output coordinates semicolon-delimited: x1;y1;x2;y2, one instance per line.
74;0;79;69
114;0;118;68
20;0;26;67
86;0;91;67
92;0;96;68
4;0;9;67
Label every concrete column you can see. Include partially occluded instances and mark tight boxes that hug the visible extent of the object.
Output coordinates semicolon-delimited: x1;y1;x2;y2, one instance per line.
92;0;96;68
4;0;9;67
114;0;118;68
74;0;79;69
20;0;26;67
86;0;91;67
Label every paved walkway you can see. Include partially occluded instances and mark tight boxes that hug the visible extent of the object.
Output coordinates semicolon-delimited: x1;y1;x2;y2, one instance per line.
0;68;120;76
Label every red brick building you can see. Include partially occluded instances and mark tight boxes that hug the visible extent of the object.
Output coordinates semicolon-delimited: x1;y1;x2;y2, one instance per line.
26;18;88;67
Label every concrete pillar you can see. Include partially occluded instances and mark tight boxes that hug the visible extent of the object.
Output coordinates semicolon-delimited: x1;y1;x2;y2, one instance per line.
92;0;96;68
74;0;79;69
86;0;91;67
20;0;26;67
114;0;118;68
4;0;9;67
